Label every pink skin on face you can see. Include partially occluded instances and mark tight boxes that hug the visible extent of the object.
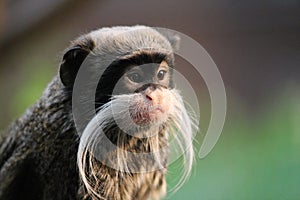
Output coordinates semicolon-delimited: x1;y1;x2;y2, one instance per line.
130;88;171;125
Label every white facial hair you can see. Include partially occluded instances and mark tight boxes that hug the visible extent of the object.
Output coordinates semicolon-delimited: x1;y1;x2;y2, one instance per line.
77;88;195;199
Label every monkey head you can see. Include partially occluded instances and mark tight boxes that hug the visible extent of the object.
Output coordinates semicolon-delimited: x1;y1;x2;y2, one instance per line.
59;26;180;127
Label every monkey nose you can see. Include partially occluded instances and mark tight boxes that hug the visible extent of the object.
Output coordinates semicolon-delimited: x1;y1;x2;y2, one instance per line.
144;88;156;103
145;94;153;101
143;90;162;106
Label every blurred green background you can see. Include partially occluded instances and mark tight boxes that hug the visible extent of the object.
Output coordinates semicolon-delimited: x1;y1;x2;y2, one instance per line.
0;0;299;199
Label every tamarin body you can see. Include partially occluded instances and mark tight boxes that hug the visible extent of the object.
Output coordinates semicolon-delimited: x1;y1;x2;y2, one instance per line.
0;26;194;200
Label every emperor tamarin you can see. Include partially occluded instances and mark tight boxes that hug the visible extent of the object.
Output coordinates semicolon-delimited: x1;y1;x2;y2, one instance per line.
0;25;194;200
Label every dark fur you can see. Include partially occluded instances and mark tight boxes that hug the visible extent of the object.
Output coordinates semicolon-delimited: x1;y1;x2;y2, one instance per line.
0;77;79;199
0;35;95;199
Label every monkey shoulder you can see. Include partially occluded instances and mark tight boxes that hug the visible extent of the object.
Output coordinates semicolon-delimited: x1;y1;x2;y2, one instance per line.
0;76;80;200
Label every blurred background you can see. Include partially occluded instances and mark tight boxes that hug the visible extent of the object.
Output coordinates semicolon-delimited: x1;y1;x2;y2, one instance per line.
0;0;299;199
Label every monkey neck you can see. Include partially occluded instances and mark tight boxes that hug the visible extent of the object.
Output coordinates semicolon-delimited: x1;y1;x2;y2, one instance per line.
100;124;170;171
37;76;74;132
106;124;169;151
7;76;74;140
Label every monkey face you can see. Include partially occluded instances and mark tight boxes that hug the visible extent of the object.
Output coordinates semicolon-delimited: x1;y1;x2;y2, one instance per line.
86;47;176;127
111;61;171;125
59;26;181;128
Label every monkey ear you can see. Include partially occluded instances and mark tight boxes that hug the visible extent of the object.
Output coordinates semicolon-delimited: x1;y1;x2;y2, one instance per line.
59;46;90;88
154;28;180;51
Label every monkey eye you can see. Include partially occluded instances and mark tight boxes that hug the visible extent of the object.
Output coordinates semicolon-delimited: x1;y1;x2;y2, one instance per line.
128;73;143;83
157;70;167;80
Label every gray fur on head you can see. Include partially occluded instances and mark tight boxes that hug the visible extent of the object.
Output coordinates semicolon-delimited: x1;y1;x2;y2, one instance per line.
87;25;179;54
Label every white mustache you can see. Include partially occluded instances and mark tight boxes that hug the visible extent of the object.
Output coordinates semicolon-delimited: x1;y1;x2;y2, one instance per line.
77;88;195;199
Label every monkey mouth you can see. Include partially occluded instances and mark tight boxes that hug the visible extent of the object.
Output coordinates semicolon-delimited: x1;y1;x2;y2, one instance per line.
148;105;164;113
130;105;167;125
